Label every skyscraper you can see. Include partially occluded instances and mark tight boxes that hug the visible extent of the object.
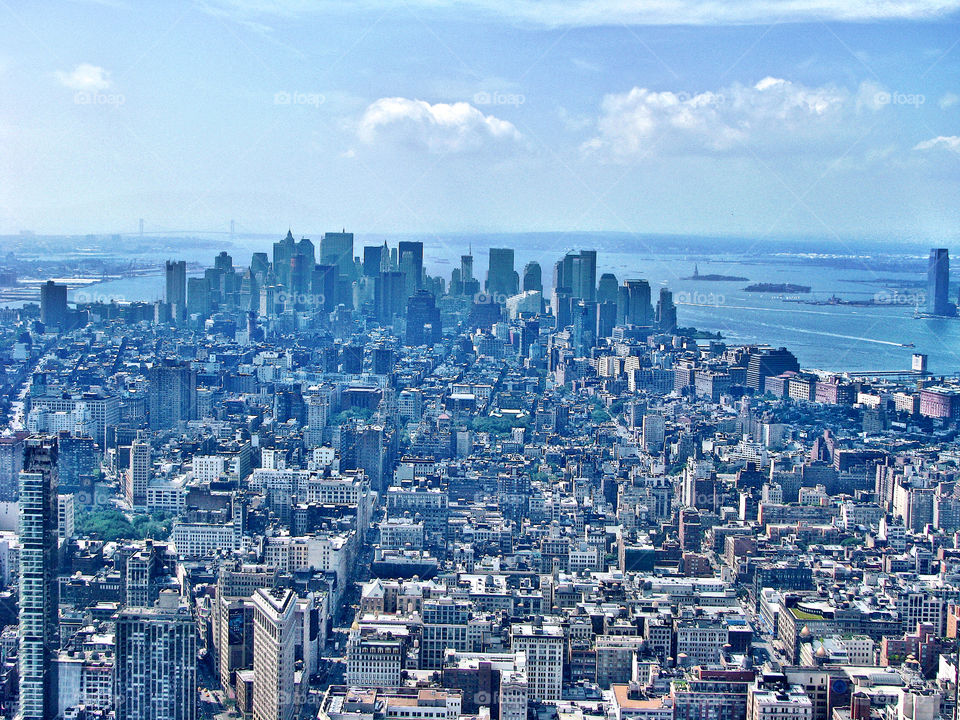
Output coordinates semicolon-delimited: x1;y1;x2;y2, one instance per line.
398;240;424;294
148;359;197;430
619;279;654;326
522;261;543;293
554;251;596;301
164;260;187;311
363;244;386;277
405;290;442;346
40;280;68;329
126;437;150;509
19;435;60;720
375;271;407;321
927;248;951;316
597;272;619;304
321;231;355;279
251;588;297;720
656;287;677;332
115;591;197;720
487;248;518;297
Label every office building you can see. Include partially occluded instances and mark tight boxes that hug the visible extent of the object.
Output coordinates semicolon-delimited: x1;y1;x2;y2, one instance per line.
252;588;298;720
487;248;518;297
115;591;197;720
555;250;597;301
405;291;442;346
19;435;60;720
126;438;150;509
618;279;653;326
148;359;197;430
510;622;563;702
398;241;424;294
322;231;355;279
522;262;542;293
165;260;187;316
40;280;68;329
927;248;951;316
0;433;25;501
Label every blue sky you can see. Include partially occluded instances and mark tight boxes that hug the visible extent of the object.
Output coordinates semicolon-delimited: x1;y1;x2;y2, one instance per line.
1;0;959;240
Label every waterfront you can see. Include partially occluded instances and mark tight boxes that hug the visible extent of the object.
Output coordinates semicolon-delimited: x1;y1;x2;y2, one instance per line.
19;233;959;375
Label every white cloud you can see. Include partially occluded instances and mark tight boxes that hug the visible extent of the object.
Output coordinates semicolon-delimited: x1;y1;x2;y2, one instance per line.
913;135;960;153
55;63;112;91
939;92;960;109
357;97;521;154
583;77;881;161
202;0;960;26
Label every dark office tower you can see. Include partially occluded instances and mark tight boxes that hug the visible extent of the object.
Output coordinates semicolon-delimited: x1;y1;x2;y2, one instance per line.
341;345;364;374
250;252;269;279
214;251;233;274
363;245;385;277
0;433;25;501
372;347;395;375
289;254;309;297
357;426;387;491
321;230;355;278
572;301;598;352
597;301;617;339
555;251;597;301
597;273;619;305
461;253;474;284
398;241;424;293
148;359;197;430
553;288;572;329
521;319;540;357
656;288;678;332
164;260;187;309
312;264;337;312
487;248;518;296
19;435;59;720
522;261;543;293
927;248;951;316
115;593;197;720
576;250;597;301
321;346;340;373
57;434;97;494
746;347;800;392
273;230;297;288
449;268;463;296
619;279;653;326
375;271;406;321
40;280;68;329
186;276;211;317
297;237;315;267
406;290;442;346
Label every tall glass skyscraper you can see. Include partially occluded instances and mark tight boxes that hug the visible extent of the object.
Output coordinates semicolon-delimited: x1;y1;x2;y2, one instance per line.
18;435;59;720
927;248;951;316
